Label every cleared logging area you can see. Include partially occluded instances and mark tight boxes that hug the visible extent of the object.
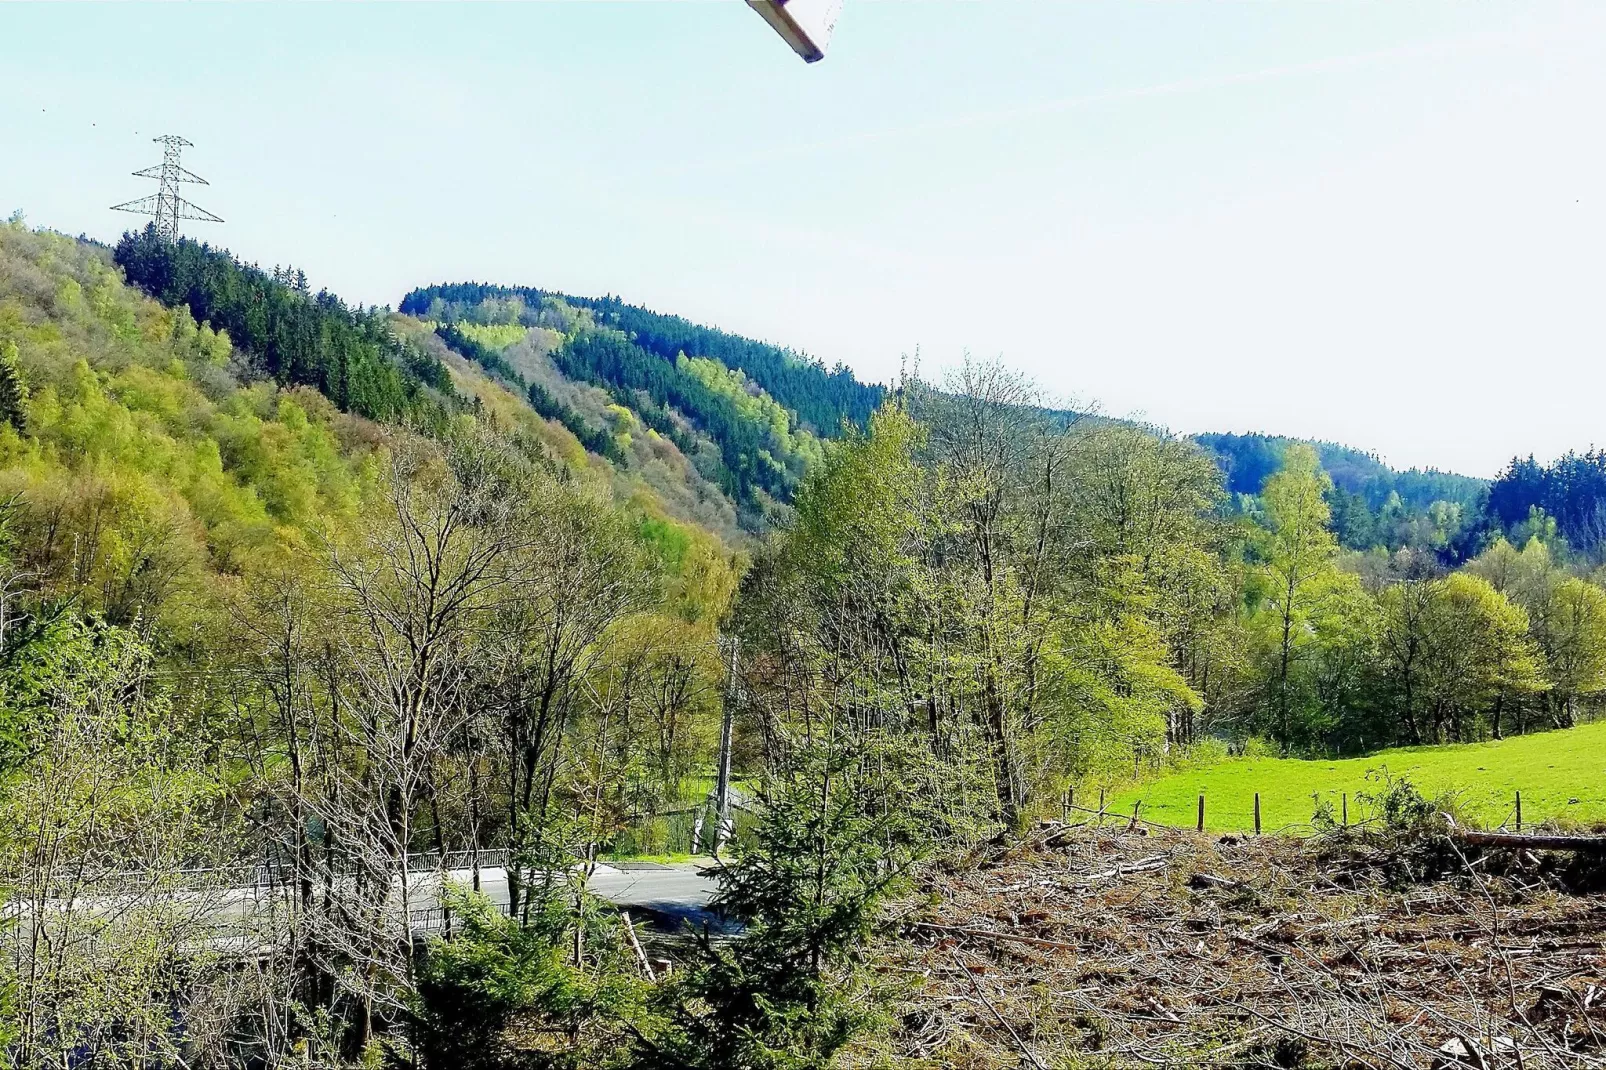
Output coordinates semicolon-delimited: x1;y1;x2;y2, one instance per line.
874;822;1605;1068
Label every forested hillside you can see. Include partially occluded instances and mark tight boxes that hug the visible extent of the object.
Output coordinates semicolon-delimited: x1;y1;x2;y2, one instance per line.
402;282;883;434
5;219;1606;1068
400;281;874;530
116;226;458;425
408;283;1569;562
0;218;750;1066
1196;431;1488;556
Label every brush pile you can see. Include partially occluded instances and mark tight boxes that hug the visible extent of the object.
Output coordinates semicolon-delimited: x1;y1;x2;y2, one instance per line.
873;820;1605;1068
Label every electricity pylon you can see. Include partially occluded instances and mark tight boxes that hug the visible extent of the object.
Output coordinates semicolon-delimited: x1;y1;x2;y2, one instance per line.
111;135;223;240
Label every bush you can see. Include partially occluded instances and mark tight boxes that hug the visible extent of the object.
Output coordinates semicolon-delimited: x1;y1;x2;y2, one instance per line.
413;885;639;1070
1239;736;1275;760
1359;771;1440;834
1175;737;1230;770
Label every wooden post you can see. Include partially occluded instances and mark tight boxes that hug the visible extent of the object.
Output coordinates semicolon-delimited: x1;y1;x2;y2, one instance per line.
1128;801;1142;830
1254;792;1262;836
1341;792;1348;827
1068;786;1074;817
1098;788;1105;826
1515;790;1522;832
1197;794;1205;832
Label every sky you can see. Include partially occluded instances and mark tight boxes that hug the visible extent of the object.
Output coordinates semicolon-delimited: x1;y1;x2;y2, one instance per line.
3;2;1605;478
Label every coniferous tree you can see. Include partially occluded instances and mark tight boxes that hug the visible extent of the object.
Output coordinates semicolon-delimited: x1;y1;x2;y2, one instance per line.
0;340;26;432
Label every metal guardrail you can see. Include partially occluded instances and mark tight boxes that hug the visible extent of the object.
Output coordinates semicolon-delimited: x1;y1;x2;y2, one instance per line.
81;849;517;893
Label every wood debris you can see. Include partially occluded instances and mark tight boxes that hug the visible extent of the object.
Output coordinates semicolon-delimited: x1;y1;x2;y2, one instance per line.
872;823;1605;1068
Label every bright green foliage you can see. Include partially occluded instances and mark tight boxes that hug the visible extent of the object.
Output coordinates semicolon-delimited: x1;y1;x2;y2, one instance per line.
1467;535;1606;731
553;329;811;517
0;224;747;1068
402;283;884;436
1253;444;1341;749
0;225;385;625
679;355;827;475
0;611;235;1069
408;285;853;527
740;377;1219;832
434;320;529;352
1535;577;1606;724
1417;572;1546;742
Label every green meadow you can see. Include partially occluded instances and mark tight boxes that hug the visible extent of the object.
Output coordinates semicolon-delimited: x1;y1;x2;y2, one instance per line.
1105;721;1606;833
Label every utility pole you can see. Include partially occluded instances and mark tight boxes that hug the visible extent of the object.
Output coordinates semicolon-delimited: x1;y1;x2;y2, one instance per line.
111;135;223;240
691;635;740;858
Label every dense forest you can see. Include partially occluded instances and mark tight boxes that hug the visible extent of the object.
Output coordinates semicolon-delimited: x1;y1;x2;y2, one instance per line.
115;226;458;424
1196;431;1489;556
404;282;833;523
4;220;1606;1067
401;282;884;435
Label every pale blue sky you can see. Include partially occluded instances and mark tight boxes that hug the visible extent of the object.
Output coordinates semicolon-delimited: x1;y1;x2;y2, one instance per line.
4;2;1605;477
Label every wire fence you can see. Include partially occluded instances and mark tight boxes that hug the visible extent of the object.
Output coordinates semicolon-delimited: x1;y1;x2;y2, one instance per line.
1060;785;1553;838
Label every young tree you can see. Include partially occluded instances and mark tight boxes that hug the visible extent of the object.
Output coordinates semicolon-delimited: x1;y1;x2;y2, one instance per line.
1256;444;1339;750
0;615;238;1069
634;731;928;1070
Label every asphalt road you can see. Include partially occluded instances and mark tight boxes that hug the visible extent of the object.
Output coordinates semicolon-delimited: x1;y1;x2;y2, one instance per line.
7;862;728;961
409;862;726;933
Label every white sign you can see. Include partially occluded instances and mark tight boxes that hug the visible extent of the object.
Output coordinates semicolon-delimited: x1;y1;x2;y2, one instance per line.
747;0;844;64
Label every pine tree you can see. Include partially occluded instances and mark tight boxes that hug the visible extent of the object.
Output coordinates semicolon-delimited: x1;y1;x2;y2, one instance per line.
0;340;28;432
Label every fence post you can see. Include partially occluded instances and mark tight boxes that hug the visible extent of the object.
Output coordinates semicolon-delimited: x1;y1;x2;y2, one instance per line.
1128;801;1142;830
1516;790;1522;832
1098;788;1106;826
1254;792;1262;836
1197;794;1205;833
1341;792;1348;827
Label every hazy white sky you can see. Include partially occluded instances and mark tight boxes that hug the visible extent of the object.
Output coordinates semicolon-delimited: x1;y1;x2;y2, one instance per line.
4;2;1605;477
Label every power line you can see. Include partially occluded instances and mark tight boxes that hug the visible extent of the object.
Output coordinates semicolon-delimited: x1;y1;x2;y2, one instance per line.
110;134;223;240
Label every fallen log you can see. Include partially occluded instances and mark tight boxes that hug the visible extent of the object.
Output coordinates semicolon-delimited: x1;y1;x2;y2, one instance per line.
911;920;1081;952
1452;829;1606;853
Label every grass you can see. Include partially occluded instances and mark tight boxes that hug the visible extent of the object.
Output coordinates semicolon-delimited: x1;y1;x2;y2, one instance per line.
596;851;712;866
1104;720;1606;833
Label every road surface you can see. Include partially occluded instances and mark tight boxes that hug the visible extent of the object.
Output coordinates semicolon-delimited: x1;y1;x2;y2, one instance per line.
7;861;727;962
415;862;726;933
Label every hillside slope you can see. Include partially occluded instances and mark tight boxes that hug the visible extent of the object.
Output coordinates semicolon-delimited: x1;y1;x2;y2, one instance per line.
0;222;736;632
401;282;884;531
16;225;1543;561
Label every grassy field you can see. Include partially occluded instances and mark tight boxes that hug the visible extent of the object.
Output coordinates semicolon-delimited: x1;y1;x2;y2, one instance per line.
1104;720;1606;833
